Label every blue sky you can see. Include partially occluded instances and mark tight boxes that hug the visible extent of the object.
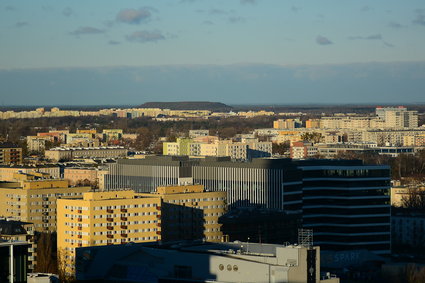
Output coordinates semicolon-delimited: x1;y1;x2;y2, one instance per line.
1;0;425;105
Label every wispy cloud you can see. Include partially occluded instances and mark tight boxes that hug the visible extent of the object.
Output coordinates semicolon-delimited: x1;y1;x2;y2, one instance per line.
361;6;371;12
108;40;120;45
62;7;74;17
116;8;152;24
349;34;382;40
388;21;406;29
126;30;165;43
383;41;394;48
291;6;301;12
208;9;228;15
5;5;15;11
316;35;332;45
15;22;29;28
203;20;214;25
70;26;105;35
240;0;256;5
228;16;245;23
413;10;425;26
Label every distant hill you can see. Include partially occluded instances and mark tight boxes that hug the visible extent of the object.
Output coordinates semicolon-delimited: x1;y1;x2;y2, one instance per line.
139;101;233;112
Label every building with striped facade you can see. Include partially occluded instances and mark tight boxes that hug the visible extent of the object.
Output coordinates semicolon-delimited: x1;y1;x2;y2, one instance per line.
105;156;302;214
105;156;391;255
297;161;391;255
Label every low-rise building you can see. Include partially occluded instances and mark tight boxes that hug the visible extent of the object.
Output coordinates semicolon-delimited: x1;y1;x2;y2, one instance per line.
0;165;61;181
45;146;127;161
75;241;339;282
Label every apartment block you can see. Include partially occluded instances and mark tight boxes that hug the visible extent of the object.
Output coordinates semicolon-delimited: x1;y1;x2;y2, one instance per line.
45;146;127;161
273;118;302;129
0;165;60;181
290;141;318;159
0;174;91;232
57;190;161;275
139;184;226;242
0;143;22;165
63;167;108;187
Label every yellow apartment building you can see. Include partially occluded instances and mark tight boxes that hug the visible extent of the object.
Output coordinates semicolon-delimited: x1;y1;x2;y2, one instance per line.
0;165;61;181
57;190;161;274
139;184;226;242
0;173;91;232
0;144;22;165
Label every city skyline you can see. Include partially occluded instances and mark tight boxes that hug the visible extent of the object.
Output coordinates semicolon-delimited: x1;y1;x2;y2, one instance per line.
1;0;425;105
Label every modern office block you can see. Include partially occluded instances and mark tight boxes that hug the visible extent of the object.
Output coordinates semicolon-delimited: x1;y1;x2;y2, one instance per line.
297;160;391;255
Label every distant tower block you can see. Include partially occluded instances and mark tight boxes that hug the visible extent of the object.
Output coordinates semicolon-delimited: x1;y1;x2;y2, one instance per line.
298;228;313;248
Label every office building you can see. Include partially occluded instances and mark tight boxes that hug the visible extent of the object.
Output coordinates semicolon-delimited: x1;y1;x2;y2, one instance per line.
0;240;29;283
0;173;91;232
298;160;391;255
0;219;36;271
105;156;391;255
74;241;339;283
219;207;300;244
105;156;303;213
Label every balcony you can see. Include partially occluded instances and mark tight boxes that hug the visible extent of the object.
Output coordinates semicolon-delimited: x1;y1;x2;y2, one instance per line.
42;205;49;208
42;212;48;216
120;225;127;229
107;226;113;230
156;206;161;210
77;227;82;231
156;231;161;235
77;210;82;213
77;218;82;222
106;209;113;213
107;218;113;222
120;217;127;221
107;234;113;239
120;234;128;238
77;235;82;239
120;208;127;213
78;243;82;247
156;215;161;219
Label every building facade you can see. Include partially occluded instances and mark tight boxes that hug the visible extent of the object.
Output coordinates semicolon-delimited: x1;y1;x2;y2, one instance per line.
0;174;91;232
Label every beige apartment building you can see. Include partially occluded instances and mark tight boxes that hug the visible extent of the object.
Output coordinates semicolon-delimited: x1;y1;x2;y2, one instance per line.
45;146;127;161
139;184;226;242
63;167;108;188
57;190;162;274
0;165;60;181
0;144;22;165
0;174;91;232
